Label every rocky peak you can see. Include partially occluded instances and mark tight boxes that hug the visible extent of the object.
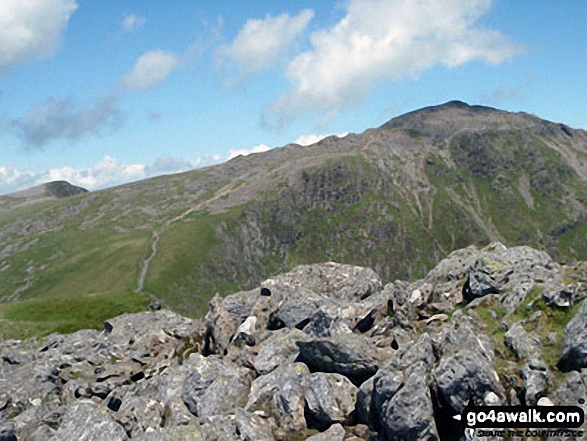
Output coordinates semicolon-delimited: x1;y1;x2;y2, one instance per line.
1;243;585;440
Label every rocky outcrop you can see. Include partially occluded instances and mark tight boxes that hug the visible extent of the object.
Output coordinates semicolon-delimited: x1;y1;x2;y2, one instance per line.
558;298;587;372
1;244;586;440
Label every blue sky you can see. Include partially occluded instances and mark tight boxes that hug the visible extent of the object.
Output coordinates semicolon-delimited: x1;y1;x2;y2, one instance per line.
1;0;586;194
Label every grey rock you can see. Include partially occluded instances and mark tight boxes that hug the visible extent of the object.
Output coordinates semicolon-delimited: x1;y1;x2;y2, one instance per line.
30;424;57;441
462;257;506;303
380;362;439;441
441;310;495;363
233;408;276;441
135;423;236;441
543;287;573;309
264;262;382;303
267;287;325;330
295;334;379;386
55;400;128;441
304;373;358;428
387;332;435;370
305;423;346;441
113;396;165;438
558;298;587;371
550;370;587;417
504;322;541;360
182;354;252;418
197;366;253;418
245;363;310;430
0;421;16;441
253;328;311;375
355;376;376;428
206;294;239;355
434;349;504;413
521;356;550;405
246;363;310;431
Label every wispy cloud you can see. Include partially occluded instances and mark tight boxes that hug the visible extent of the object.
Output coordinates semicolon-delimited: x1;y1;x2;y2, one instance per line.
227;143;271;160
264;0;524;127
0;0;78;71
481;73;535;105
294;132;349;146
120;50;180;92
220;9;314;87
0;154;224;195
10;96;124;148
122;14;145;33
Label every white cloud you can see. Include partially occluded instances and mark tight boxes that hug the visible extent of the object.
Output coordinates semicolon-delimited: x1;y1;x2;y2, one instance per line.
222;9;314;85
120;50;180;91
11;96;123;148
0;154;224;195
227;144;271;160
0;0;78;71
294;132;349;146
122;14;145;33
265;0;524;126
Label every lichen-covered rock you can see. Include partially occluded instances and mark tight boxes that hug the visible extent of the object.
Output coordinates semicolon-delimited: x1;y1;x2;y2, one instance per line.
521;356;551;405
182;354;252;418
434;350;504;413
0;245;584;440
305;423;346;441
54;400;128;441
304;373;358;429
263;262;382;303
379;362;439;441
245;363;310;431
504;321;541;360
557;298;587;371
295;334;379;386
233;408;277;441
254;328;311;376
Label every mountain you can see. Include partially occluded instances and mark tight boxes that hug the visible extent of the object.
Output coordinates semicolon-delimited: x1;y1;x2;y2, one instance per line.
1;101;586;339
1;243;586;439
0;181;88;213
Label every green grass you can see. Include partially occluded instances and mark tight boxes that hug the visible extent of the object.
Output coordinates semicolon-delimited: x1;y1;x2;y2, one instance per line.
0;290;148;339
144;207;244;316
1;228;151;302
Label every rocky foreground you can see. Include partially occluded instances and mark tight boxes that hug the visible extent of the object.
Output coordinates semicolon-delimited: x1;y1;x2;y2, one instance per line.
1;243;586;440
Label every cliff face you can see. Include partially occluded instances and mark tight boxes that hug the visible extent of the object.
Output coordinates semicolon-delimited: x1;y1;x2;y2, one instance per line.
1;243;585;440
1;102;586;336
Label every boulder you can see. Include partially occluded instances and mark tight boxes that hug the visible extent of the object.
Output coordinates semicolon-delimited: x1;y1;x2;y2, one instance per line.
54;400;128;441
253;328;311;375
434;349;504;414
462;257;506;303
557;298;587;371
182;355;252;418
304;373;358;429
263;262;382;303
246;363;310;431
504;322;541;360
305;423;346;441
233;408;276;441
113;396;165;438
295;334;379;386
521;356;550;405
379;362;439;440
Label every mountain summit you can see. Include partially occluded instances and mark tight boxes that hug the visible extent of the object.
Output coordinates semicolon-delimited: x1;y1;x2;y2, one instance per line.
0;102;586;337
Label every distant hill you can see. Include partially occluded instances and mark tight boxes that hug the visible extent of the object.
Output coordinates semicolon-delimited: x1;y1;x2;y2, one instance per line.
1;101;586;339
0;180;88;213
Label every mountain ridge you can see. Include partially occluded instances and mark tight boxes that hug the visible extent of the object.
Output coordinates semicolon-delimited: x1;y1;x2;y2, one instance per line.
0;101;586;338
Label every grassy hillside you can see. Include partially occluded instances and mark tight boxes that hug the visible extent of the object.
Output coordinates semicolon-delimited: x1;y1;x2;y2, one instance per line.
1;102;586;339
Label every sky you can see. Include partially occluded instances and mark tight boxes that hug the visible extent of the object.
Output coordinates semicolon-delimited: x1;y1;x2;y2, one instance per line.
1;0;586;195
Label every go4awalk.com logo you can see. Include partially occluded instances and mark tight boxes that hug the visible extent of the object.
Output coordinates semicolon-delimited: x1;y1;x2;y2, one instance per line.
459;403;585;439
463;405;584;429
